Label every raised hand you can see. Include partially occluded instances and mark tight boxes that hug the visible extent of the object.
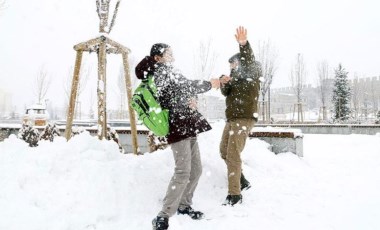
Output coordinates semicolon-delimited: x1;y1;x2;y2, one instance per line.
235;26;247;46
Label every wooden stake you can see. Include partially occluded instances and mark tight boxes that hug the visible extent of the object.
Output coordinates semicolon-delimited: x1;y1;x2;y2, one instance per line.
122;52;139;155
97;38;107;139
65;51;83;140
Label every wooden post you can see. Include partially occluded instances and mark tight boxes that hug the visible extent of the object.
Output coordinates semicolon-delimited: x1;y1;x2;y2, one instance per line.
65;51;83;140
122;52;139;155
97;37;107;139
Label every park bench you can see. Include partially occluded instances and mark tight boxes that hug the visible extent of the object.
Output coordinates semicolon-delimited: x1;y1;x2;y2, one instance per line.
249;127;304;157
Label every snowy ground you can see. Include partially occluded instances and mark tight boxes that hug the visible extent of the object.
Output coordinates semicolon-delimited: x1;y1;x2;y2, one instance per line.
0;121;379;230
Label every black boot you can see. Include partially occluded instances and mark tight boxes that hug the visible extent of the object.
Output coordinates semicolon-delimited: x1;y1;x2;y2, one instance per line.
222;194;243;206
240;173;251;191
177;206;204;220
152;216;169;230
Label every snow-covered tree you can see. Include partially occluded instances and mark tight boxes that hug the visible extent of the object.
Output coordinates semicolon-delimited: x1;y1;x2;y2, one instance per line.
332;64;351;122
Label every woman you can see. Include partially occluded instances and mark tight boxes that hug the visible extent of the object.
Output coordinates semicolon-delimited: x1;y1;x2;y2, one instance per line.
135;43;220;230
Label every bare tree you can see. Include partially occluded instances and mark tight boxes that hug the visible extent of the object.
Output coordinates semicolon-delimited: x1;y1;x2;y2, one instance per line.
63;64;91;119
290;53;307;122
193;39;218;117
316;60;330;121
351;74;362;120
257;39;278;122
114;65;127;119
370;79;378;118
193;39;218;80
34;67;51;105
112;56;137;120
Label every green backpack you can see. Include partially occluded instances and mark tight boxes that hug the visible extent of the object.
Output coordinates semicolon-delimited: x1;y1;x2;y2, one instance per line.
131;76;169;136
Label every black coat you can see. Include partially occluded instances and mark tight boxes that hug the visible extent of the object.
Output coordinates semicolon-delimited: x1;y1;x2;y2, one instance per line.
153;63;212;144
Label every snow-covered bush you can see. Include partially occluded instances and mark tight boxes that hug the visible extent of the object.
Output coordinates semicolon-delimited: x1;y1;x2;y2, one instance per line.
106;127;123;153
18;123;40;147
147;132;168;152
70;126;85;137
40;123;61;142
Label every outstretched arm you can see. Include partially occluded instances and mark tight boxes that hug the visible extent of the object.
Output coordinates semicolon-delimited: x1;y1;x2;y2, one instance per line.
235;26;255;67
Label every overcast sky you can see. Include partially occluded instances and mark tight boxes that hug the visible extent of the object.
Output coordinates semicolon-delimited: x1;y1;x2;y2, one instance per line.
0;0;379;112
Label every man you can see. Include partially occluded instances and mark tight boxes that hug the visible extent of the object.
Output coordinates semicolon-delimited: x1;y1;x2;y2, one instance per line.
135;43;220;230
219;26;262;206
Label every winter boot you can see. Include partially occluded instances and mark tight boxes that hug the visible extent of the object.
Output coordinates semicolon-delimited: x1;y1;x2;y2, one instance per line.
177;206;204;220
222;194;242;206
240;173;251;191
152;216;169;230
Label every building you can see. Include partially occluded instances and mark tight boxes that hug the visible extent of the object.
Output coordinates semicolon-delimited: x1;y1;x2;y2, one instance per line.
0;88;13;118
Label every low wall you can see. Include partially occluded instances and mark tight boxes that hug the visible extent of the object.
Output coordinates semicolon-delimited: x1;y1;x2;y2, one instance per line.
255;124;380;135
1;124;379;154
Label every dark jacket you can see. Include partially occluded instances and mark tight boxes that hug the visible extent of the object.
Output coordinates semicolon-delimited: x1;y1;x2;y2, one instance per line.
153;63;212;144
221;41;262;121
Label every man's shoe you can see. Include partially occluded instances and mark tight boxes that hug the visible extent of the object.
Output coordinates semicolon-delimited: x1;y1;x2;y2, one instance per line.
152;216;169;230
222;194;242;206
177;206;204;220
241;173;251;191
222;195;232;206
230;194;243;206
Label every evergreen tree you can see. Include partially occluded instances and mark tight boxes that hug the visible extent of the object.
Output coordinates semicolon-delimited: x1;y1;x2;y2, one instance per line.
332;64;351;122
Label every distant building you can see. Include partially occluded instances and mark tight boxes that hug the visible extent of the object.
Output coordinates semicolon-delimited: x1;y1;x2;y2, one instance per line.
350;76;380;120
0;88;13;118
267;76;380;122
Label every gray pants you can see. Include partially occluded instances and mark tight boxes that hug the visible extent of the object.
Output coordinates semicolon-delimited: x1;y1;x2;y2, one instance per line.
158;137;202;218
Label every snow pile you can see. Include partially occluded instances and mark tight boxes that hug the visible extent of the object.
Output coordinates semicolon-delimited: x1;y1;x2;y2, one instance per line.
1;121;380;230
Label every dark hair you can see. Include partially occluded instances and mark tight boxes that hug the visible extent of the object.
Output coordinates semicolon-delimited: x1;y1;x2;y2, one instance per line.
135;56;157;80
228;53;241;63
150;43;170;57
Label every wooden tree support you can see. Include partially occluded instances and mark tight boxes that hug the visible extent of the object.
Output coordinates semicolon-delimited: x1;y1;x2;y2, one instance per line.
65;35;139;155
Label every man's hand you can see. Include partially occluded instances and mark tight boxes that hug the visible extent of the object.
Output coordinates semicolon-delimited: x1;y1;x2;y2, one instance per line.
235;26;247;46
210;78;221;89
220;75;231;84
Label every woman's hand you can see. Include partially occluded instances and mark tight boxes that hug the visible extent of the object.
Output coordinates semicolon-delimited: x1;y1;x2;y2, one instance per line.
210;78;221;89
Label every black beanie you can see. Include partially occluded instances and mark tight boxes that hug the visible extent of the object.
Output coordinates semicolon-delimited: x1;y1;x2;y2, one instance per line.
228;53;241;63
150;43;170;57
